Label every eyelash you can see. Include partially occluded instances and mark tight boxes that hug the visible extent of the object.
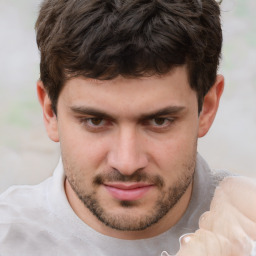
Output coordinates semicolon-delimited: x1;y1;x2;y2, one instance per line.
78;117;175;132
144;117;175;130
79;117;109;130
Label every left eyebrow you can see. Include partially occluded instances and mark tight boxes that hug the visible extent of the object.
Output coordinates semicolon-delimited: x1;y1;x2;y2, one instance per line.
139;106;186;120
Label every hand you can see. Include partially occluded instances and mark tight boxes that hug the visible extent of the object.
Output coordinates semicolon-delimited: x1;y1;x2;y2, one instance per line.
163;176;256;256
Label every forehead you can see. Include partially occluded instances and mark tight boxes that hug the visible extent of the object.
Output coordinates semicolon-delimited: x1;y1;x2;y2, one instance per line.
58;66;197;115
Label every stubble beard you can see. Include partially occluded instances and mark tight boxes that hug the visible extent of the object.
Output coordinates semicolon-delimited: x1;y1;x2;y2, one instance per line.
63;157;196;232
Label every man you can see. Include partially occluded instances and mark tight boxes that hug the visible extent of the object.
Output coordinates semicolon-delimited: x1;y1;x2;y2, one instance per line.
0;0;255;255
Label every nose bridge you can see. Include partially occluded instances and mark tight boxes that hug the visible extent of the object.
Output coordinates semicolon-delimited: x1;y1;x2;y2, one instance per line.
108;125;148;175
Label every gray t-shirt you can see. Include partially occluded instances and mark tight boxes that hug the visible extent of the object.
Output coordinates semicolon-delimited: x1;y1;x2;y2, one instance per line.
0;154;229;256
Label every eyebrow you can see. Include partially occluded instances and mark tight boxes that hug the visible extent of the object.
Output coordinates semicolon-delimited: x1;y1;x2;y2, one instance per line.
70;106;114;120
70;105;186;120
139;106;186;120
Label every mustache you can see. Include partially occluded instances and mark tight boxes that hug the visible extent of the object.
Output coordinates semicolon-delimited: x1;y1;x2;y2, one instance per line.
93;169;164;188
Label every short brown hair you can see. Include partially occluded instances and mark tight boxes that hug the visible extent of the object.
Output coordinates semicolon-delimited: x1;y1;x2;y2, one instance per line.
36;0;222;113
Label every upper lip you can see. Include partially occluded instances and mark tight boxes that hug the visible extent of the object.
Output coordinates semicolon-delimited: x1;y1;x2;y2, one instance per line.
103;183;153;190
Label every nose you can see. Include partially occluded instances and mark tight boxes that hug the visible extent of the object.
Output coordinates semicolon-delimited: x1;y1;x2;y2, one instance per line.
107;126;148;176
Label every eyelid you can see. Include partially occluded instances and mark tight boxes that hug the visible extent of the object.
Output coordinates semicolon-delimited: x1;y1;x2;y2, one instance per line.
76;113;112;121
145;115;175;121
78;116;113;132
142;116;175;128
88;117;105;126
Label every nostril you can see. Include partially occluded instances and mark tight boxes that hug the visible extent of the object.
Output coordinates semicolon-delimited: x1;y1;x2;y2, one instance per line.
107;151;148;176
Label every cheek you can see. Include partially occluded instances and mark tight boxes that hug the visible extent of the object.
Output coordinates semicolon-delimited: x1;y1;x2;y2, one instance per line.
58;121;108;164
151;126;198;154
148;130;198;172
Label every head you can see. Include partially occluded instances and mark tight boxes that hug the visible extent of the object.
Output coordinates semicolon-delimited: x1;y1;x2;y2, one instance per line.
36;0;224;238
36;0;222;114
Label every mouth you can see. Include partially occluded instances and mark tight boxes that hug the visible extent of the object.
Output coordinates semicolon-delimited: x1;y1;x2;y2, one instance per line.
103;183;154;201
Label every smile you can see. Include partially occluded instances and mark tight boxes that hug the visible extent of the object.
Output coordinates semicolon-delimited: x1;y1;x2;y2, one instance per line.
103;183;154;201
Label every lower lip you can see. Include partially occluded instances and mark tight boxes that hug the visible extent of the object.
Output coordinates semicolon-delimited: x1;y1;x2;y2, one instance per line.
104;185;153;201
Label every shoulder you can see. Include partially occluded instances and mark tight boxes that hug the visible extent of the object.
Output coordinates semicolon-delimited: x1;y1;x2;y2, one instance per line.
195;154;232;189
0;179;58;252
0;179;51;229
0;179;49;212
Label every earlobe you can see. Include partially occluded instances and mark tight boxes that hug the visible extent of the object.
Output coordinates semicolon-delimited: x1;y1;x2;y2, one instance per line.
198;75;224;138
37;80;59;142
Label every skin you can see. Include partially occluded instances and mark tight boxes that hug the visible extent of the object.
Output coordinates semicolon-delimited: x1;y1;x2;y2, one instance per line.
37;65;224;240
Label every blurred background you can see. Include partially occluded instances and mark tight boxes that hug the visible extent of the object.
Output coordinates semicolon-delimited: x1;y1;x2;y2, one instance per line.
0;0;255;193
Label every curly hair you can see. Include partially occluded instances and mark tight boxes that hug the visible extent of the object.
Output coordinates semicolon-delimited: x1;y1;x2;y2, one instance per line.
36;0;222;113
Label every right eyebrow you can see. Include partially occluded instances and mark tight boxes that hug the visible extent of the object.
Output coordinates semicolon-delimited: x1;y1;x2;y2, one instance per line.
70;106;114;120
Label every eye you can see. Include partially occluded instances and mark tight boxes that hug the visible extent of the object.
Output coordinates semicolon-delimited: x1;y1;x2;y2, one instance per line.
87;118;105;126
143;117;175;132
79;117;111;132
150;117;173;127
151;118;169;126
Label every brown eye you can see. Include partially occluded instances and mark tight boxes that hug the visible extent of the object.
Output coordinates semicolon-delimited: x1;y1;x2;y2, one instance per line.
145;117;174;130
89;118;104;126
153;118;167;126
79;117;112;132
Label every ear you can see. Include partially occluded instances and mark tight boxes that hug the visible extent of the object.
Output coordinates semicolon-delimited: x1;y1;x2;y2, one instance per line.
37;80;59;142
198;75;224;138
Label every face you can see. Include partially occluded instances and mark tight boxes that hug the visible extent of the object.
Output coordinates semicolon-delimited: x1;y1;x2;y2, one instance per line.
38;66;223;237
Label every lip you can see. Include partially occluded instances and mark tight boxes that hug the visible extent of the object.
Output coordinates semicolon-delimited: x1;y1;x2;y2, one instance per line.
104;183;154;201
